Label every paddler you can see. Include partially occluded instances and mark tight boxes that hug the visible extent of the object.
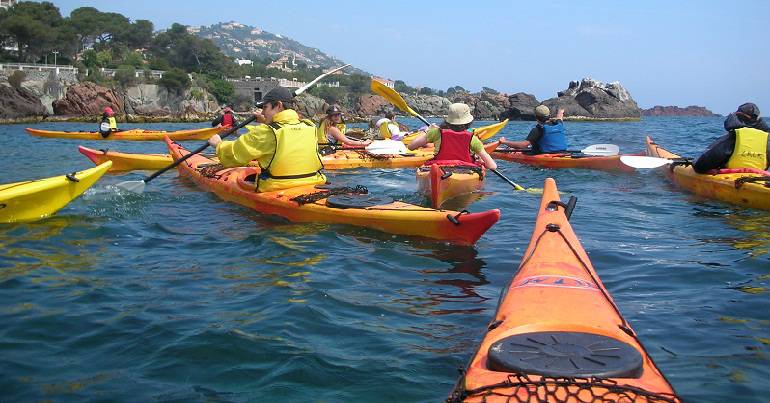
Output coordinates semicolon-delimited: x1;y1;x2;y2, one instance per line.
693;102;770;173
211;106;238;128
376;111;409;141
317;105;372;147
407;103;497;169
207;87;327;192
99;106;119;138
498;105;567;154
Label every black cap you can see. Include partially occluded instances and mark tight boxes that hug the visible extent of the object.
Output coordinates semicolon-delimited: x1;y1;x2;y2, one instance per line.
737;102;760;120
255;87;295;108
326;105;342;115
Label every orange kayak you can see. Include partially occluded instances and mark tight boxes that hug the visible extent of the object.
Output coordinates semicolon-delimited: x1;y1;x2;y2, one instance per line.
165;137;500;245
488;141;634;172
79;146;437;172
26;126;220;141
416;163;485;209
646;136;770;211
448;177;679;402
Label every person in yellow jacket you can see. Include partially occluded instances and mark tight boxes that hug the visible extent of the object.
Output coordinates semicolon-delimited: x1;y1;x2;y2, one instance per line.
99;106;119;138
375;112;409;140
317;105;372;147
207;87;327;192
693;102;769;173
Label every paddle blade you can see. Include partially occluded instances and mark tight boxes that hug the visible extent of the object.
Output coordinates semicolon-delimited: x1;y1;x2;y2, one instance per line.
365;139;408;155
371;79;417;116
116;180;146;194
581;144;620;156
474;119;509;141
620;155;672;169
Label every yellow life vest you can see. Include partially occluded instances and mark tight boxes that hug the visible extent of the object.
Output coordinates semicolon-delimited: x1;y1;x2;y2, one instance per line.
317;120;346;144
108;116;117;130
726;127;768;170
259;119;326;192
379;119;394;139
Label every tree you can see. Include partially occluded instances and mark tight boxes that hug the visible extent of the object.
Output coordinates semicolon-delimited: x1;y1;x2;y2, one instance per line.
394;80;417;95
149;23;232;76
419;87;435;96
205;76;234;104
0;1;65;62
114;65;136;87
158;68;191;93
122;51;144;68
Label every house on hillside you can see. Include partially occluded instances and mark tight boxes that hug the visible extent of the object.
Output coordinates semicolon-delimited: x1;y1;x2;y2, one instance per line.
372;76;395;89
235;59;253;66
0;0;16;9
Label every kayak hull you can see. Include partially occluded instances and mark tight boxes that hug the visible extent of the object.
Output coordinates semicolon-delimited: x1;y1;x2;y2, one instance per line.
26;126;221;141
449;178;679;402
646;136;770;210
78;146;437;171
165;137;499;245
78;146;173;171
416;164;485;209
0;161;111;223
488;141;634;172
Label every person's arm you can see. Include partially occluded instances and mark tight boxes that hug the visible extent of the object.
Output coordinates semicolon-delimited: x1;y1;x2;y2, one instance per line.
692;133;734;173
209;115;272;167
470;137;497;169
497;137;531;149
330;126;371;147
408;126;438;150
211;115;223;127
555;108;565;121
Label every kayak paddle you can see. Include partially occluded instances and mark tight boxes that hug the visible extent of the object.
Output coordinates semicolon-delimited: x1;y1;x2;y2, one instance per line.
117;64;351;194
495;143;620;156
619;155;691;169
370;80;537;193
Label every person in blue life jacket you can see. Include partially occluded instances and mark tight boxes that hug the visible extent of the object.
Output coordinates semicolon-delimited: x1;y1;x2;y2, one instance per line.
497;105;567;154
207;87;327;193
99;106;119;138
211;106;238;128
693;102;770;173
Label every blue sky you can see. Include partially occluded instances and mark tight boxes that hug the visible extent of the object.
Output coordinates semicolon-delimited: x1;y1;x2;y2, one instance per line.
52;0;770;114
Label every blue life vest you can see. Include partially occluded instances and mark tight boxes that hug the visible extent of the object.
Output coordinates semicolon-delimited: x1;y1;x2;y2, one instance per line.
538;121;567;152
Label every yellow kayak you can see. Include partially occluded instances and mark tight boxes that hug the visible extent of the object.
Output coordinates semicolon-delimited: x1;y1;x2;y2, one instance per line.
646;136;770;211
0;161;112;223
400;119;509;145
25;126;221;141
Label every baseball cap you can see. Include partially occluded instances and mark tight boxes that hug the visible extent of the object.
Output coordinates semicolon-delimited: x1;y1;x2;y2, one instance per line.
255;87;295;108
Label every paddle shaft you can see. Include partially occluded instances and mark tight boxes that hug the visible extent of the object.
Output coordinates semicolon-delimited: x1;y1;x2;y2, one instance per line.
143;116;256;183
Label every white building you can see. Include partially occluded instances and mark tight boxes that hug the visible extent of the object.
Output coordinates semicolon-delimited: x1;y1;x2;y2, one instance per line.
372;76;395;89
0;0;17;9
235;59;253;66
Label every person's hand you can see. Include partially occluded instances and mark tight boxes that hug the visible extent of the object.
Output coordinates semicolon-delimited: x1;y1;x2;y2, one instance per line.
362;139;373;146
208;134;222;147
498;136;507;143
556;109;565;119
253;110;266;123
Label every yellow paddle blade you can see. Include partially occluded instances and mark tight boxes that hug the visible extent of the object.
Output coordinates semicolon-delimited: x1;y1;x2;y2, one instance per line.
371;79;418;116
474;119;509;141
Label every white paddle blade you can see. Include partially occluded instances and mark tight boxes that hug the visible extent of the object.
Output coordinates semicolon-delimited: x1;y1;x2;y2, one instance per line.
620;156;672;169
365;139;408;155
116;180;146;194
582;144;620;156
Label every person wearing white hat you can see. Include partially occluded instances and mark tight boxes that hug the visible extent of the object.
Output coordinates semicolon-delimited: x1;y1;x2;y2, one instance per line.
407;103;497;169
499;105;567;154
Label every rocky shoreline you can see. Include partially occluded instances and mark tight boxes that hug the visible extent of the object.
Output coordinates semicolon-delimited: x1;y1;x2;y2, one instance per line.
1;73;677;124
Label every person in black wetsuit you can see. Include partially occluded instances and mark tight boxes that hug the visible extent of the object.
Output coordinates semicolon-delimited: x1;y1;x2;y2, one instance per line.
693;102;770;173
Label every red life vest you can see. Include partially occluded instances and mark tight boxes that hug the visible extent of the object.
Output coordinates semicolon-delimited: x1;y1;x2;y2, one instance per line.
428;129;477;166
222;113;234;127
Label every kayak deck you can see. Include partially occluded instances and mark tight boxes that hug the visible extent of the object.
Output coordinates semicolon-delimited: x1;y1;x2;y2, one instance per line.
449;178;679;402
646;136;770;210
416;163;485;209
488;141;635;172
26;126;220;141
0;161;112;223
165;137;499;245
